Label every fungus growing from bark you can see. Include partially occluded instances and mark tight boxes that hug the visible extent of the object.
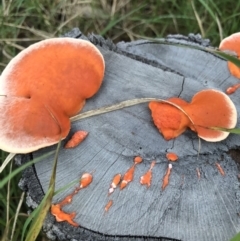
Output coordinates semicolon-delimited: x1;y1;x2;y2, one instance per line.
162;164;172;190
184;89;237;142
166;152;178;162
149;98;190;140
108;174;121;195
219;33;240;79
149;89;237;142
0;38;105;153
64;130;89;149
140;160;156;188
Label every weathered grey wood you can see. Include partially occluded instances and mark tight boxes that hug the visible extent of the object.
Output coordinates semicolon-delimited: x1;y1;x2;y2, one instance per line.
19;28;240;241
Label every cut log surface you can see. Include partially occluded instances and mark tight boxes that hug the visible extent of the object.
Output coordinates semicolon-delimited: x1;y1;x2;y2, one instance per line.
18;28;240;241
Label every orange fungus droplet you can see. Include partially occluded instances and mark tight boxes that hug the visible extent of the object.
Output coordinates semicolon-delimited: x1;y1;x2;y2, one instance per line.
109;173;121;195
166;152;178;162
120;165;135;190
105;200;113;212
226;83;240;95
65;130;88;149
134;156;143;164
162;164;172;190
140;161;156;188
51;204;79;227
79;173;93;188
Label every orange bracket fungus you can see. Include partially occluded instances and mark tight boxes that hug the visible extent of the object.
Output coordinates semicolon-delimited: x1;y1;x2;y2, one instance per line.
0;38;105;153
149;89;237;142
149;98;190;140
219;33;240;79
64;130;89;149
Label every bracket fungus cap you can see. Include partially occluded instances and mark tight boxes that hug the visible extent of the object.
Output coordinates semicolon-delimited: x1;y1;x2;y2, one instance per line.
219;32;240;78
184;89;237;142
0;38;105;153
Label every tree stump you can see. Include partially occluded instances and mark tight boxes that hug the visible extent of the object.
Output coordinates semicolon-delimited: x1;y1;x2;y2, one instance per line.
19;28;240;241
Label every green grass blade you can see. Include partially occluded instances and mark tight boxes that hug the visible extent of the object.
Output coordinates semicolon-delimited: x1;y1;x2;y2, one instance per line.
100;4;146;36
209;49;240;68
0;151;54;189
21;190;50;241
230;232;240;241
210;127;240;134
24;141;61;241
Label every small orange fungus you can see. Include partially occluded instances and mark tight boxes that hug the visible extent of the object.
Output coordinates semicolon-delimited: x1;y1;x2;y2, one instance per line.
120;165;136;190
51;172;93;226
79;173;93;189
140;160;156;188
166;152;178;162
134;156;143;164
162;164;172;190
65;130;88;148
215;162;225;176
51;204;79;227
105;200;113;212
226;83;240;95
109;173;121;195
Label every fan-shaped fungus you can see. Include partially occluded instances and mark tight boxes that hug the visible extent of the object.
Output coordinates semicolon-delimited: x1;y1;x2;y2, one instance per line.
184;89;237;142
149;89;237;142
0;38;105;153
219;33;240;79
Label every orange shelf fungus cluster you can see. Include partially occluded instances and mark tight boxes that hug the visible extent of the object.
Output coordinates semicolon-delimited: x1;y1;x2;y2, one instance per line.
0;38;105;153
149;89;237;142
51;172;93;226
219;32;240;94
64;130;89;149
